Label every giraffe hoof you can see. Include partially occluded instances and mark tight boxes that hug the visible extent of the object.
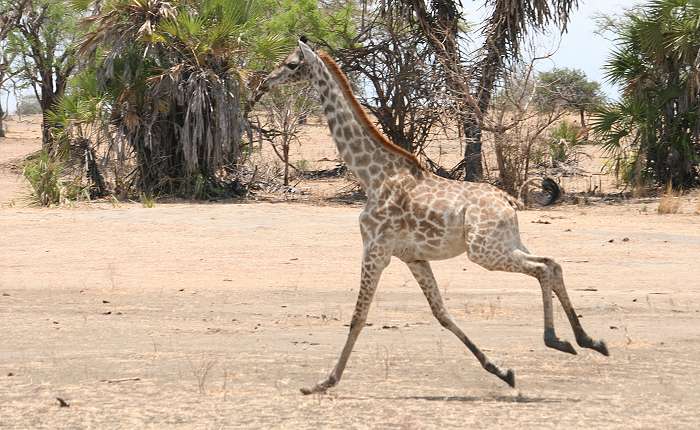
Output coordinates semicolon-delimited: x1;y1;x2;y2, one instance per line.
592;340;609;356
502;369;515;388
545;337;577;355
576;336;610;356
300;385;326;395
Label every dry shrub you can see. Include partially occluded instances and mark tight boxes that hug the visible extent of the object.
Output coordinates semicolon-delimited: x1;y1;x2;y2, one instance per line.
658;183;682;214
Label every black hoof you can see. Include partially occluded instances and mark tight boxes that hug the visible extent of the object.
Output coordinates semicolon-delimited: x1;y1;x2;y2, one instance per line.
577;336;610;356
545;338;578;355
593;340;610;356
502;369;516;388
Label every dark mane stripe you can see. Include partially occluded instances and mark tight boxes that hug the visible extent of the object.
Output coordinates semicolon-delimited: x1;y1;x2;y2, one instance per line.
317;51;425;171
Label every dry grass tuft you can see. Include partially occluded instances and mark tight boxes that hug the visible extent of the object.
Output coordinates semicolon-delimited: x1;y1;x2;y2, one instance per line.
658;183;682;214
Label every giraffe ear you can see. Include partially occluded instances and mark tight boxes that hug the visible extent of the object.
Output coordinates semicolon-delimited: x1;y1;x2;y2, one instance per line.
298;39;318;64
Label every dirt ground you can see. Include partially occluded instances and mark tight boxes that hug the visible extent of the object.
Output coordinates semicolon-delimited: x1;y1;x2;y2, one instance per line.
1;116;700;429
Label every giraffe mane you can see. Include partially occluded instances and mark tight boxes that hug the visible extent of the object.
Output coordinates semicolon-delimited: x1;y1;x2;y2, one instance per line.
317;51;425;171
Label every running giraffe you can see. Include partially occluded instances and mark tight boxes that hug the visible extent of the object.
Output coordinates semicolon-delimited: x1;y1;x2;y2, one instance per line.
256;39;609;395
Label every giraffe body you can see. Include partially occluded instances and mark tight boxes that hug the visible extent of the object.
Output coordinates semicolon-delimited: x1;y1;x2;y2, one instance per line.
257;40;608;395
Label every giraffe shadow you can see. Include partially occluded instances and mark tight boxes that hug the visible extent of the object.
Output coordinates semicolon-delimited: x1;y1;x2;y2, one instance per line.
342;393;578;404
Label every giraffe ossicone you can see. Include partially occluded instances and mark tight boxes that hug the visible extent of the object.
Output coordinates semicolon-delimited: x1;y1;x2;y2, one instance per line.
257;40;609;395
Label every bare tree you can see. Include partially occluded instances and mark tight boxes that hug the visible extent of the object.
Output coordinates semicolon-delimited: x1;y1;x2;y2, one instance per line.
334;2;451;160
487;50;568;195
406;0;579;182
0;0;30;137
10;0;79;145
257;84;316;187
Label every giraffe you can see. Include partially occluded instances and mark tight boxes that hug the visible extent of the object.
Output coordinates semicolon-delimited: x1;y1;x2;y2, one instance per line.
256;39;609;395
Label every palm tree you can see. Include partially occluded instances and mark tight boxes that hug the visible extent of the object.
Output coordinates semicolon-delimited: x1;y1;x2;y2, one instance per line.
408;0;579;181
78;0;288;195
591;0;700;187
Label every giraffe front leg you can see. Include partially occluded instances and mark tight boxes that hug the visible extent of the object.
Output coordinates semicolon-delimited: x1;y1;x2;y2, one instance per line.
300;243;390;395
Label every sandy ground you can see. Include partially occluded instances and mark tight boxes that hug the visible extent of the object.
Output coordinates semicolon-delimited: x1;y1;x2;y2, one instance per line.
2;117;700;428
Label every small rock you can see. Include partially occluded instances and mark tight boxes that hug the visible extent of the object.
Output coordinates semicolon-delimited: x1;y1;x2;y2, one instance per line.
1;293;10;297
56;397;70;408
622;237;630;242
7;372;14;377
102;300;110;304
610;326;618;330
608;239;615;243
102;311;112;315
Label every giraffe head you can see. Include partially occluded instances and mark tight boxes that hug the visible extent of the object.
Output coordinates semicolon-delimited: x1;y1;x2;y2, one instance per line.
256;39;319;93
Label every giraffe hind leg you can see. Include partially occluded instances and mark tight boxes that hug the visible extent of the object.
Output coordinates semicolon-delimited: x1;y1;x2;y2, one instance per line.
407;260;515;388
540;256;609;356
467;224;608;357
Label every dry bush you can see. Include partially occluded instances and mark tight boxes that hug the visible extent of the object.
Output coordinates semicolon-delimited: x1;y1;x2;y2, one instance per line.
254;84;316;186
658;183;682;214
484;49;571;195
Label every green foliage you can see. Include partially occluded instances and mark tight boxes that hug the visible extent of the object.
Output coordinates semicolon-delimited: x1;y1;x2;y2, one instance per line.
139;192;156;208
294;159;310;172
70;0;354;198
6;0;81;116
262;0;355;49
548;121;585;164
535;68;605;115
23;151;63;206
591;0;700;187
23;150;87;206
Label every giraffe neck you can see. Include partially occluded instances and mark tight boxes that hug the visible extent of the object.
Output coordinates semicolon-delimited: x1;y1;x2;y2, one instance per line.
310;55;423;192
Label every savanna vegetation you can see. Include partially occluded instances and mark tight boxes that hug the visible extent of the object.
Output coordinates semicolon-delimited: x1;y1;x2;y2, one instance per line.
0;0;698;206
591;0;700;189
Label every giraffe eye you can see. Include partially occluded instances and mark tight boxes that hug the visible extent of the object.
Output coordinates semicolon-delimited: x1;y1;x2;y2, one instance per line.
286;62;299;70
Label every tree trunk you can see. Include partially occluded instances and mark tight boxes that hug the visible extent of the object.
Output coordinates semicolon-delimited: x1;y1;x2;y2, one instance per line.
283;140;290;187
579;108;586;128
40;81;57;148
493;131;507;187
463;113;483;181
0;102;5;138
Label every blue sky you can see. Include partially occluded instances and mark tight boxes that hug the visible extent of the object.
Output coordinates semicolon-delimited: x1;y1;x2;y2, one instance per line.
537;0;642;98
